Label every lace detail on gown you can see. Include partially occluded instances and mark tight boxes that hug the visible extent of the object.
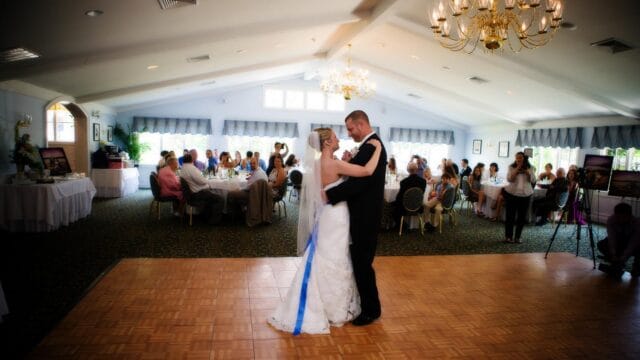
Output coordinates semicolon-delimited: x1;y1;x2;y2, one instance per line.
268;178;360;334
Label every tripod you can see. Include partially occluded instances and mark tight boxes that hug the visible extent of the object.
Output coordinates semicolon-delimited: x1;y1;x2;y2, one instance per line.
544;186;597;269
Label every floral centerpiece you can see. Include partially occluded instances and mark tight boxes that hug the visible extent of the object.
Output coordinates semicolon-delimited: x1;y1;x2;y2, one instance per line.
11;117;43;174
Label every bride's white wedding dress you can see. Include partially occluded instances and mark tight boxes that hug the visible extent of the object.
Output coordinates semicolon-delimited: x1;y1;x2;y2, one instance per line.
268;178;360;334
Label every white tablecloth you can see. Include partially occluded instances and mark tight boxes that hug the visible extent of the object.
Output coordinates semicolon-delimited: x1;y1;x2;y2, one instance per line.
208;177;248;192
0;177;96;232
481;181;546;220
91;168;139;197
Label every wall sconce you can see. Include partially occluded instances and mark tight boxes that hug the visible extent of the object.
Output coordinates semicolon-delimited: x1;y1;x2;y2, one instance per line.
91;110;101;119
16;113;32;127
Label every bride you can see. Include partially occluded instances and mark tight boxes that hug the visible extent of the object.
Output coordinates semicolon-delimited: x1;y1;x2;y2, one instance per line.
268;127;382;334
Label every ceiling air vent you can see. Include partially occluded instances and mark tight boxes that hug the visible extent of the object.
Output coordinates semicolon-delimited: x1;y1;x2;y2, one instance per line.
187;54;210;63
0;47;40;63
467;76;489;85
157;0;197;10
590;38;633;54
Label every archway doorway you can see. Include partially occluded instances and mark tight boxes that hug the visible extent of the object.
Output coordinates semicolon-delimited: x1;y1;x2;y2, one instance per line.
44;101;88;174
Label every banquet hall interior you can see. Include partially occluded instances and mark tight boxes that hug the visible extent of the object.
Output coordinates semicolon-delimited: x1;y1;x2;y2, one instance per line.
1;0;640;358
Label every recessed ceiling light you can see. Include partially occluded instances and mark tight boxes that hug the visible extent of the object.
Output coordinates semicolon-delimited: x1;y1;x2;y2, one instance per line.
441;66;451;71
187;54;210;63
85;9;103;17
147;64;159;70
410;55;420;60
235;49;247;54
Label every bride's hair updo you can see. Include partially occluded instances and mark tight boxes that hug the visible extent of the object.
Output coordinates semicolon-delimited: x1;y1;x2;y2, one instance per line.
313;127;332;150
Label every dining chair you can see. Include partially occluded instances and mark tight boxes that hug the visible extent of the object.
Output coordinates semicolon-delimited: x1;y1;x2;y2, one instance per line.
432;186;458;234
149;172;179;220
179;177;206;226
288;170;303;201
459;177;473;215
399;187;425;236
273;182;287;218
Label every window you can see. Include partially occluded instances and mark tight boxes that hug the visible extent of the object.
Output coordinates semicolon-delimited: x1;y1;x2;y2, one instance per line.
601;147;640;171
46;103;75;142
285;90;304;109
138;133;209;165
389;142;450;174
226;135;296;163
326;93;345;112
306;91;325;110
264;88;284;108
529;147;579;173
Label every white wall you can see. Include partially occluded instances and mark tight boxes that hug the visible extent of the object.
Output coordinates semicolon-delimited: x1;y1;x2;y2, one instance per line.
115;79;468;187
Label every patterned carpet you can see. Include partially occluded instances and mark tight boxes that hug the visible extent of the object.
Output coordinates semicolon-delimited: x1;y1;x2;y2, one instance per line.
0;189;607;357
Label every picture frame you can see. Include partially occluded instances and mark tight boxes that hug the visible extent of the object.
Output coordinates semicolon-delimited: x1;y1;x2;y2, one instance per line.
107;125;113;142
93;123;100;141
39;147;72;176
472;139;482;154
498;141;510;158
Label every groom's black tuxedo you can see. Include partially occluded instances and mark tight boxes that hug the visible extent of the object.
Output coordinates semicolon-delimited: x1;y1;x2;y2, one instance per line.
326;133;386;319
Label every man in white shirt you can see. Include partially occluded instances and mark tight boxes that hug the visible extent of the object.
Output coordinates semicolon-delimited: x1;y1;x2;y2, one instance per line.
180;154;224;224
246;157;268;187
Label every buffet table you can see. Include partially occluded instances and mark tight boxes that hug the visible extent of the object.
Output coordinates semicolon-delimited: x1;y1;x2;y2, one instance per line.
0;177;96;232
91;168;139;198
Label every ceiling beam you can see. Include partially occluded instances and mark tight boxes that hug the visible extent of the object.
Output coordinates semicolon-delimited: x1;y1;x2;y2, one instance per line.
76;55;321;103
0;12;359;81
390;15;640;120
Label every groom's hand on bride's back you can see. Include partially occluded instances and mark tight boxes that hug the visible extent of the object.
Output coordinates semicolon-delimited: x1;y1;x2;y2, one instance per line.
342;151;352;162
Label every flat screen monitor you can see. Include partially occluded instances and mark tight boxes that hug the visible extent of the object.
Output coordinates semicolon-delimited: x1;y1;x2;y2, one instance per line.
38;147;72;176
608;170;640;198
582;154;614;191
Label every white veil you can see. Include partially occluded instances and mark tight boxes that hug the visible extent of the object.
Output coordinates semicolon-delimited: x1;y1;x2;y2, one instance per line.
296;131;324;255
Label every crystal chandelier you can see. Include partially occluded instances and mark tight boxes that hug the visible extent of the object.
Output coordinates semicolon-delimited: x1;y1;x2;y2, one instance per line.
320;44;376;100
428;0;564;53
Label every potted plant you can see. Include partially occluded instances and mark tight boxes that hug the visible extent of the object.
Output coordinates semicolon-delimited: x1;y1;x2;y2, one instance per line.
113;123;149;164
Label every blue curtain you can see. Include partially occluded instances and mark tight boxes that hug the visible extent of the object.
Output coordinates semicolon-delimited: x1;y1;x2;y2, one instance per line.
389;127;455;145
515;127;582;148
590;125;640;149
223;120;299;137
132;116;211;135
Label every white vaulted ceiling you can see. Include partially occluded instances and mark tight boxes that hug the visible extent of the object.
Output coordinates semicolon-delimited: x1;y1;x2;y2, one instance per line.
1;0;639;127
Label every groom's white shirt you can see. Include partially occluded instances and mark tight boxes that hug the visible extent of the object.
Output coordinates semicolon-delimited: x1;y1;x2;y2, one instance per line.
352;131;376;157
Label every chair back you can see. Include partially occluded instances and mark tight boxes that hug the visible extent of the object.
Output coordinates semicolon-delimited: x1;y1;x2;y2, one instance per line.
179;177;194;203
273;181;287;201
557;190;570;209
289;170;303;188
402;187;424;214
444;184;458;209
460;178;470;196
149;172;161;199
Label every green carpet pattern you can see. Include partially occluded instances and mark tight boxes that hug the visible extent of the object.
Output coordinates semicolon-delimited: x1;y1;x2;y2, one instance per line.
0;189;608;357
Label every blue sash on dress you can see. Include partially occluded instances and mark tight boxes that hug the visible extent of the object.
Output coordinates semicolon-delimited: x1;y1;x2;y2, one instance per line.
292;222;319;335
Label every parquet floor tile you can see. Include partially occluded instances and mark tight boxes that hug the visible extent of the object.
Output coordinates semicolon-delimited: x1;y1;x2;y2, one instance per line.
31;253;640;359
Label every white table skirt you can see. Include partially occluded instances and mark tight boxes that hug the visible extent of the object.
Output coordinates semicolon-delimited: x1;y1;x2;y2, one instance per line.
208;177;248;192
0;177;96;232
481;182;546;220
91;168;139;198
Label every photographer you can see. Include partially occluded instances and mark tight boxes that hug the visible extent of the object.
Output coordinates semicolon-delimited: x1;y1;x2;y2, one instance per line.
503;151;536;244
598;202;640;278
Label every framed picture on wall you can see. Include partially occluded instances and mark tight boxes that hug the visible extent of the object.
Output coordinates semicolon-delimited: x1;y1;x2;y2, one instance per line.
93;123;100;141
472;139;482;154
498;141;510;158
107;125;113;142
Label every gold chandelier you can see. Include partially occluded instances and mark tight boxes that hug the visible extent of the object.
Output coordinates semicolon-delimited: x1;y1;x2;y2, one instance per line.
429;0;564;53
320;44;376;100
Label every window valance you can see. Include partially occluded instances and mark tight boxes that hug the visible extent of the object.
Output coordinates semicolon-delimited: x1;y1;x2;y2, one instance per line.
223;120;299;137
132;116;211;135
590;125;640;149
515;127;582;148
310;123;380;140
389;127;455;145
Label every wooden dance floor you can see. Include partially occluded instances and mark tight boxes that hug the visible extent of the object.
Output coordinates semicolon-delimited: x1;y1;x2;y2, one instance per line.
32;253;640;359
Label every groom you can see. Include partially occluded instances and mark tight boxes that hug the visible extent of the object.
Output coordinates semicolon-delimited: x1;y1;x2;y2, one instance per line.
325;110;386;326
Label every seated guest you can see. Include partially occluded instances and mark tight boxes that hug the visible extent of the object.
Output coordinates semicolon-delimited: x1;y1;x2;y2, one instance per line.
254;151;267;172
234;151;243;167
205;149;218;175
246;157;268;186
239;151;253;171
267;154;287;197
423;168;437;187
180;154;224;224
598;202;640;278
443;164;459;188
533;167;569;226
459;158;472;178
411;155;428;178
157;150;169;170
157;156;184;215
424;173;455;232
178;149;189;167
393;162;427;228
446;159;459;176
218;151;235;170
538;163;556;182
284;154;298;173
190;149;206;172
468;165;486;216
489;162;499;182
387;156;397;175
